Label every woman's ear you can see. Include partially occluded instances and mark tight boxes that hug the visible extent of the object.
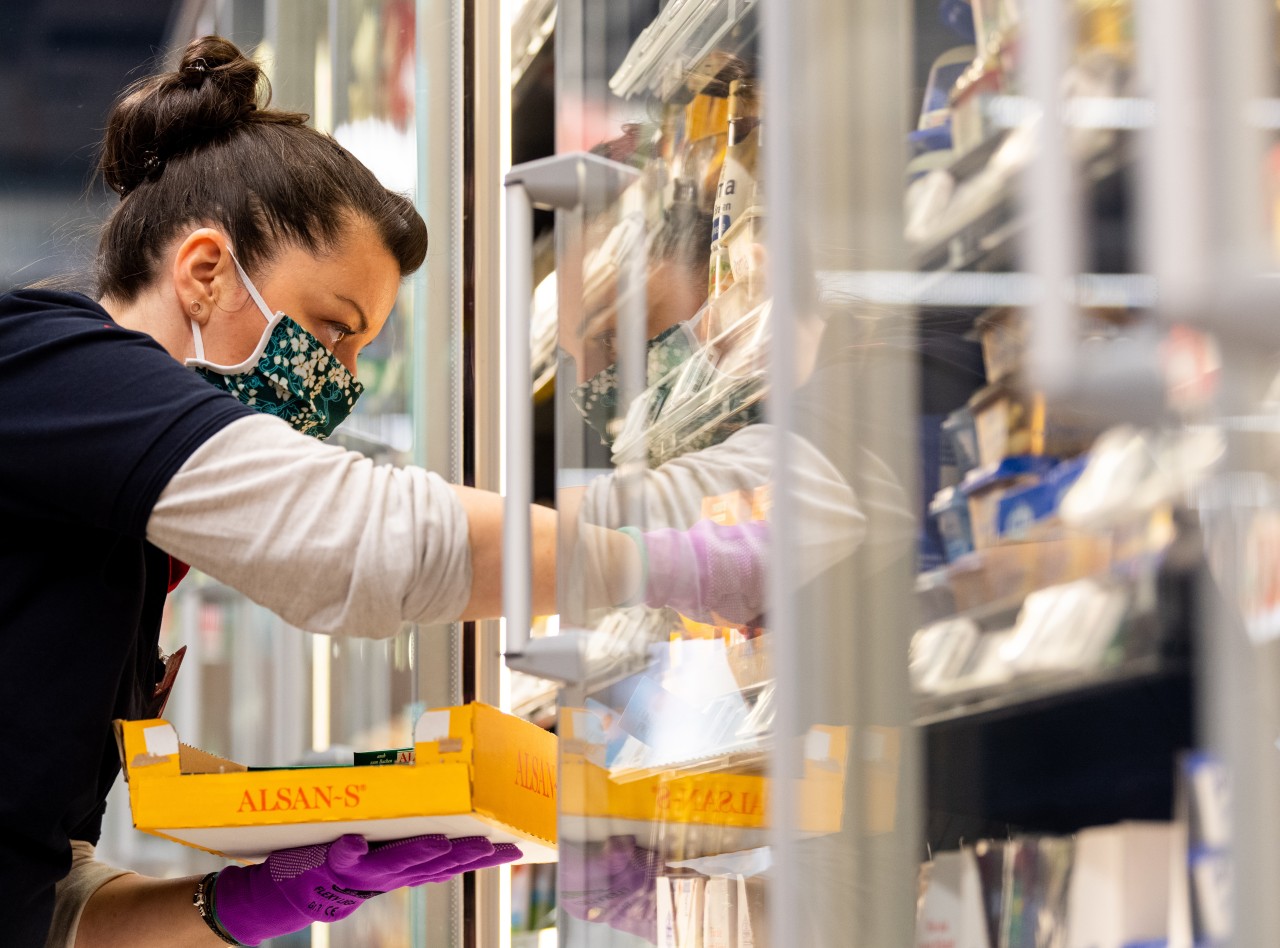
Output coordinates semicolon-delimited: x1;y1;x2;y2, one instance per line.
171;228;234;327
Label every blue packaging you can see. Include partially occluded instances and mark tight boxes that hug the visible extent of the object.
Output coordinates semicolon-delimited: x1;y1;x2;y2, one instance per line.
995;456;1087;540
939;0;977;42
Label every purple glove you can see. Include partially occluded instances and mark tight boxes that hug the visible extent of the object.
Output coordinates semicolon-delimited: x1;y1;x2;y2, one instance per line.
214;834;521;945
560;835;661;943
629;519;769;625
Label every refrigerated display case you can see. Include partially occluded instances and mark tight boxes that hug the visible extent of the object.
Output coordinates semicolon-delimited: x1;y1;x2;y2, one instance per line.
494;0;1280;945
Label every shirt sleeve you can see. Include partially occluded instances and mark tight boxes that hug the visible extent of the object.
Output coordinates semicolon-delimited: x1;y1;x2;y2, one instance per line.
0;292;252;537
147;414;474;637
44;841;133;948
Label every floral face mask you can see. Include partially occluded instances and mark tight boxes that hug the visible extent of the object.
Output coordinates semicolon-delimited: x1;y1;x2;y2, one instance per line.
185;254;364;439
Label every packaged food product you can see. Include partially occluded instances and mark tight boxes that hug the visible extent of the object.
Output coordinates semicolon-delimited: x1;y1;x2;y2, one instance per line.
961;455;1057;550
968;381;1098;468
974;307;1024;384
1076;0;1133;59
677;93;730;214
942;407;982;479
995;455;1088;541
930;485;977;562
948;55;1005;156
974;307;1132;386
939;0;978;42
910;46;976;160
970;0;1020;59
946;534;1113;613
710;79;759;245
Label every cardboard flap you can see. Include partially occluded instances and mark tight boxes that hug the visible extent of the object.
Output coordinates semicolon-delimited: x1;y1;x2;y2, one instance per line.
179;743;247;775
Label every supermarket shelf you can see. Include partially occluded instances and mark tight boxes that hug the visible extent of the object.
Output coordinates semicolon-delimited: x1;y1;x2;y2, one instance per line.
914;653;1189;728
511;0;556;88
911;132;1133;279
610;0;759;102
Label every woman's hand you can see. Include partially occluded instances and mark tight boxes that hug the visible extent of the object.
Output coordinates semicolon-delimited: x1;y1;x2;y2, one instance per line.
75;835;520;947
214;834;520;944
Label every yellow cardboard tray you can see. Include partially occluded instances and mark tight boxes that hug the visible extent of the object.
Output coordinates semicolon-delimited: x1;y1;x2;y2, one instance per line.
114;703;557;863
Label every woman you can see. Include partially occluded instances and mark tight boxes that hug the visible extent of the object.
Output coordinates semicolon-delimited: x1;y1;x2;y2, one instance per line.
0;36;563;947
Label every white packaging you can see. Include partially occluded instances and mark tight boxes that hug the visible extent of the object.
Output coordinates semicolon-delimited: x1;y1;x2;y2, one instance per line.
737;875;767;948
673;876;706;947
703;876;737;948
658;876;679;948
915;849;991;948
1065;821;1174;948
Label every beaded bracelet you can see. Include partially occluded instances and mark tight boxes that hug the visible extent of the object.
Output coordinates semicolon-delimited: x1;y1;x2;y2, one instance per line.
193;872;242;946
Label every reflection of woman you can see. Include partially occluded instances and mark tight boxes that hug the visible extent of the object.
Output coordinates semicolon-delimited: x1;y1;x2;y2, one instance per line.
2;38;555;947
560;207;875;627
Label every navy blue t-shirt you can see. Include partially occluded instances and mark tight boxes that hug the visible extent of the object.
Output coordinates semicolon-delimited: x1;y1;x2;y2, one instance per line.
0;289;251;944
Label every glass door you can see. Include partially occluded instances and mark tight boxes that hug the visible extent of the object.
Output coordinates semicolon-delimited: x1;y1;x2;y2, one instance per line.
525;0;1280;944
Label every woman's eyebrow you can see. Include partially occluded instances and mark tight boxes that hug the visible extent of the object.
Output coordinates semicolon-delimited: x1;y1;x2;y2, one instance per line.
334;294;370;333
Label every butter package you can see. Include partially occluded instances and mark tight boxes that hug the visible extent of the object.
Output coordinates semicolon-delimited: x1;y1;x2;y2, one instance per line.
114;703;557;863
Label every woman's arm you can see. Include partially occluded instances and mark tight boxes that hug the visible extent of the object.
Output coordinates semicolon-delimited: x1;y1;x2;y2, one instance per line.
449;486;557;620
75;875;222;948
147;414;559;636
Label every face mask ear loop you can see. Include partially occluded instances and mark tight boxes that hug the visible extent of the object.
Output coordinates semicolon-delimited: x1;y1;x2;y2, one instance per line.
228;251;275;325
190;319;207;361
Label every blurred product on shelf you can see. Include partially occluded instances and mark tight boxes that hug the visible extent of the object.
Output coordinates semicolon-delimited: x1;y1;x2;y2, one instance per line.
511;861;559;943
915;848;988;948
939;0;978;43
949;54;1007;159
942;406;982;482
1060;425;1223;529
910;575;1129;698
1065;822;1174;948
610;0;758;101
969;0;1019;62
710;79;759;246
708;78;761;323
681;93;731;216
1173;753;1232;945
1075;0;1133;60
917;820;1194;948
961;455;1057;550
994;454;1087;541
908;46;975;179
930;484;976;562
944;531;1114;614
967;382;1098;468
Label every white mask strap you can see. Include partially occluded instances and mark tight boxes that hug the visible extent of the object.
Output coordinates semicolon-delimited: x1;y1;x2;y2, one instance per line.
228;251;275;324
190;319;206;361
187;246;273;362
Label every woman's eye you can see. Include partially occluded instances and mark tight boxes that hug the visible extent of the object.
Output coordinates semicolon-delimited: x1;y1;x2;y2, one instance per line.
327;323;352;344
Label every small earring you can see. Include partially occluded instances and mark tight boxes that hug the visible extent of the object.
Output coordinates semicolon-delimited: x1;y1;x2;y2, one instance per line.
190;300;202;315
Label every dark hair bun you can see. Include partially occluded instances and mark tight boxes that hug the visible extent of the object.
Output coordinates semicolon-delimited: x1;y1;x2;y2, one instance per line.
102;36;273;197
